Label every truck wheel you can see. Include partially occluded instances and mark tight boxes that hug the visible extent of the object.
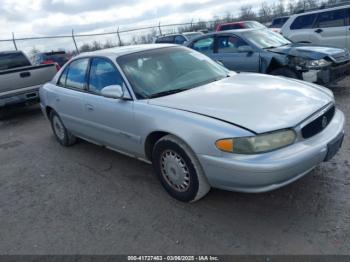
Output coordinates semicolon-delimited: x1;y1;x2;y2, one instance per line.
152;135;211;203
50;111;77;147
271;68;298;79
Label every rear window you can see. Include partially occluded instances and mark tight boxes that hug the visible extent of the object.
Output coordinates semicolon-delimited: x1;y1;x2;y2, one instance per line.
42;53;69;66
155;36;175;43
290;14;317;30
219;24;243;31
271;17;289;28
0;52;31;71
315;8;349;28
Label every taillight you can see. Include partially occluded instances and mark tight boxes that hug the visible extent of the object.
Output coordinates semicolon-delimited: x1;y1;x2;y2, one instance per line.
54;63;61;72
41;60;60;71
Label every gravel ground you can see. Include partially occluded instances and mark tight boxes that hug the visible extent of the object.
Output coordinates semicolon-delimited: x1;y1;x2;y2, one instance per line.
0;78;349;255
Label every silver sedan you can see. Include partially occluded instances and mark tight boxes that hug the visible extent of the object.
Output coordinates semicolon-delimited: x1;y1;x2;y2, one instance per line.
39;44;345;202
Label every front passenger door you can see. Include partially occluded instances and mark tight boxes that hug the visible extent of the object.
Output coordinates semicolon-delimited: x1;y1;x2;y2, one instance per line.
212;35;260;72
81;57;139;154
191;36;215;57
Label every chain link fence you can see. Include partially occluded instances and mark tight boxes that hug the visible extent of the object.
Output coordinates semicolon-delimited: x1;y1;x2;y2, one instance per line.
0;20;218;55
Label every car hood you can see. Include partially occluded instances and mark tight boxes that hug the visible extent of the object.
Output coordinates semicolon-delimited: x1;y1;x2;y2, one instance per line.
148;73;333;134
268;44;350;63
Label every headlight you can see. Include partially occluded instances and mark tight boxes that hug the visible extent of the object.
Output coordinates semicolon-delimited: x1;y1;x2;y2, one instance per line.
305;59;331;69
216;130;296;154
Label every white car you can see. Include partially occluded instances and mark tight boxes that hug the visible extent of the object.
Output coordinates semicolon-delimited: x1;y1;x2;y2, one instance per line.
39;44;345;202
281;5;350;50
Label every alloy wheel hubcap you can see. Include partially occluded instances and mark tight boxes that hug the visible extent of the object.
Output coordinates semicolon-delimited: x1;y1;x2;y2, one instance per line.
53;116;65;140
160;150;190;192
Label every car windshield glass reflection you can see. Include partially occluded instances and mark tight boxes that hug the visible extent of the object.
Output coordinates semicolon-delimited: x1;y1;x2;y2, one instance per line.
118;47;229;99
243;30;291;49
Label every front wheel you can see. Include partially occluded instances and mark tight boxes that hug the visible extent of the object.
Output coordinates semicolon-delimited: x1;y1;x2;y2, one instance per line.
50;111;77;147
270;67;298;79
152;135;211;202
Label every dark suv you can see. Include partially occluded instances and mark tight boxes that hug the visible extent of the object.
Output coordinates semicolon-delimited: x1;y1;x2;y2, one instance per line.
155;32;204;45
32;51;70;70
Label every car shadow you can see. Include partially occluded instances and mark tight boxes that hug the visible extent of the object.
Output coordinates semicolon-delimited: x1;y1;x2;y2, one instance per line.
0;104;42;123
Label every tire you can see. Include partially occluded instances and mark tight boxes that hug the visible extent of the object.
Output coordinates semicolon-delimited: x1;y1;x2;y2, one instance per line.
270;67;298;79
50;111;77;147
152;135;211;203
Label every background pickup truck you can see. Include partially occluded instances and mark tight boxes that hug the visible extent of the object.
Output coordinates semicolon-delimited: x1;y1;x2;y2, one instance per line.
0;51;57;112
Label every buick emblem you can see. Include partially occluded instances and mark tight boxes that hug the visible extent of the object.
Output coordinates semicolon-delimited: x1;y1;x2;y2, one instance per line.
322;116;328;128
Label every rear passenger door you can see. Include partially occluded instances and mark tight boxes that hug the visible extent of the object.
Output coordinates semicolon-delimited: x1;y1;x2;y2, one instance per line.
81;57;139;153
54;58;91;138
312;8;349;49
211;34;260;72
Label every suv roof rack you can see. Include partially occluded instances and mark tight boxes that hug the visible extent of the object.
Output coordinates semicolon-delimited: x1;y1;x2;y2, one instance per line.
296;1;350;14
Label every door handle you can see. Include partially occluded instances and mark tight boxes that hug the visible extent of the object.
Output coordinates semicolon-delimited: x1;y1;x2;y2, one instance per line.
20;72;31;78
85;104;94;111
315;29;323;34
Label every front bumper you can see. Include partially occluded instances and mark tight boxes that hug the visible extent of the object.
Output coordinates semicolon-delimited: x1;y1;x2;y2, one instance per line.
198;109;345;193
302;62;350;85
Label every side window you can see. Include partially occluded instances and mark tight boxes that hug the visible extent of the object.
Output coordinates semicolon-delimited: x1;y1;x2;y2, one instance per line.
65;59;89;90
57;66;69;87
220;24;242;31
290;14;317;30
88;58;125;95
156;36;175;43
192;37;214;54
174;35;186;45
315;9;349;28
217;35;249;53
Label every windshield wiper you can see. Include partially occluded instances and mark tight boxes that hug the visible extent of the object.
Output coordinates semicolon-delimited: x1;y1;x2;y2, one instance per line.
148;88;189;99
148;76;228;99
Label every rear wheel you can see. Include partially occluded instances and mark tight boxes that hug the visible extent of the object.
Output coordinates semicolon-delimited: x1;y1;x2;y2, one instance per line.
50;111;77;147
152;135;210;202
270;67;298;79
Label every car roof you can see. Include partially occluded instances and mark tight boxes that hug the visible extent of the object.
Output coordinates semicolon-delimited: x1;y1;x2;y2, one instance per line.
219;20;255;25
203;28;261;37
157;33;183;38
182;31;203;35
291;4;350;17
77;44;178;59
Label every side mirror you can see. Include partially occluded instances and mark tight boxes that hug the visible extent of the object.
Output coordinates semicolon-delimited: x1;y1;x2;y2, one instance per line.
101;85;124;99
238;45;254;53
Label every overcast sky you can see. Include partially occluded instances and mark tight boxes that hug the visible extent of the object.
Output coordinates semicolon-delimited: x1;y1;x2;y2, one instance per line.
0;0;276;52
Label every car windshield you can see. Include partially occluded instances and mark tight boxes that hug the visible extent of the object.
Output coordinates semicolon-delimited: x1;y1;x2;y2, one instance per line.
270;17;289;28
245;21;266;29
118;47;229;99
243;29;291;49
